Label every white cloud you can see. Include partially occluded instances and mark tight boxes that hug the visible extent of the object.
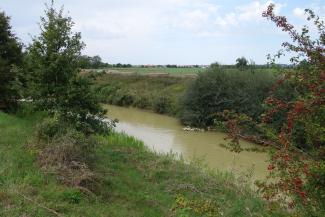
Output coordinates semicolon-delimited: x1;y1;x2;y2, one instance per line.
180;9;209;30
69;0;287;40
4;0;307;64
293;8;305;19
238;1;284;21
215;13;237;27
70;0;223;39
214;1;285;29
75;9;156;40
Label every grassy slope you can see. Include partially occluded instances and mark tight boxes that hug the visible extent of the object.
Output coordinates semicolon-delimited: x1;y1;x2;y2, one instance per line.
0;112;288;217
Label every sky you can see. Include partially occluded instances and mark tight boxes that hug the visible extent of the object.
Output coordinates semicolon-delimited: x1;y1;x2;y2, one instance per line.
1;0;325;65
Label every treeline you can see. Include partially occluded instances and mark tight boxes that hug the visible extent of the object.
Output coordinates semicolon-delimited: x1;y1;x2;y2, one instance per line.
78;55;133;69
78;55;109;69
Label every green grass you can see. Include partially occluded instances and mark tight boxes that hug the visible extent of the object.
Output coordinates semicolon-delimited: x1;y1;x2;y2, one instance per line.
0;111;289;216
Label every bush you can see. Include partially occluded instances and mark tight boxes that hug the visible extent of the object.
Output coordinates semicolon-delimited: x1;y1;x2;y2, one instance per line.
36;120;98;188
153;95;172;114
36;116;65;141
180;67;276;128
112;89;134;106
133;96;150;109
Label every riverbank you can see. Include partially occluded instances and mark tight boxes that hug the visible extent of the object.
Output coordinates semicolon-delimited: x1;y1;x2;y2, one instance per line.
92;68;279;130
104;104;269;180
94;73;193;116
0;111;289;216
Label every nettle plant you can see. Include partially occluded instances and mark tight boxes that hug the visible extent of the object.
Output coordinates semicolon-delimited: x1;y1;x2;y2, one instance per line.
259;4;325;211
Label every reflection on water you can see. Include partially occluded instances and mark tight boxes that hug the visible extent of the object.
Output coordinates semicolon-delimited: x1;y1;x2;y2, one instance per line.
104;105;268;180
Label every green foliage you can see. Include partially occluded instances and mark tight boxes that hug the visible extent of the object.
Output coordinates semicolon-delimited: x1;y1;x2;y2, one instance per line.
78;55;109;69
61;189;82;204
0;11;23;110
27;3;84;107
172;194;220;216
253;5;325;214
153;95;172;114
35;115;101;164
95;74;191;115
235;57;248;71
180;67;276;127
26;2;108;134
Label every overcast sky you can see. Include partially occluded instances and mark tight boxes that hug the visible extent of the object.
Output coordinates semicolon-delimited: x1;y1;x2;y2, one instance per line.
1;0;325;65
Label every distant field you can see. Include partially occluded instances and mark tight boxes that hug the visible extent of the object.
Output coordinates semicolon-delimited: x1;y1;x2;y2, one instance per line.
84;67;206;77
84;67;278;77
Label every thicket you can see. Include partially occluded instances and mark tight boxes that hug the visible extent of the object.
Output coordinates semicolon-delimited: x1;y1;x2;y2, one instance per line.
180;67;277;128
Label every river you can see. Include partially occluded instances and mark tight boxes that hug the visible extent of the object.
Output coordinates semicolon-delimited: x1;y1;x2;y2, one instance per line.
104;105;269;180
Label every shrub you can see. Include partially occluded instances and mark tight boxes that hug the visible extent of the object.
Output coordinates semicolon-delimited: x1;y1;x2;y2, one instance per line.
36;123;97;187
153;95;172;114
180;68;276;127
252;5;325;214
112;89;134;106
35;116;64;141
134;96;150;109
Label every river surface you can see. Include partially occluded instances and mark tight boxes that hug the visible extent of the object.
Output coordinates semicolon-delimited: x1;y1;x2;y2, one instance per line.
104;105;269;180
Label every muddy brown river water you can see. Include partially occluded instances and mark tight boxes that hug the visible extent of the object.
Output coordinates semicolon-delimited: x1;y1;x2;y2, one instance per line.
104;105;269;180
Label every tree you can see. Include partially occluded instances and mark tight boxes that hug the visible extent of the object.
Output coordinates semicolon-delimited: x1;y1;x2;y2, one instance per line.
28;1;108;134
0;11;23;110
78;55;92;69
235;57;248;71
90;55;102;68
210;62;220;70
